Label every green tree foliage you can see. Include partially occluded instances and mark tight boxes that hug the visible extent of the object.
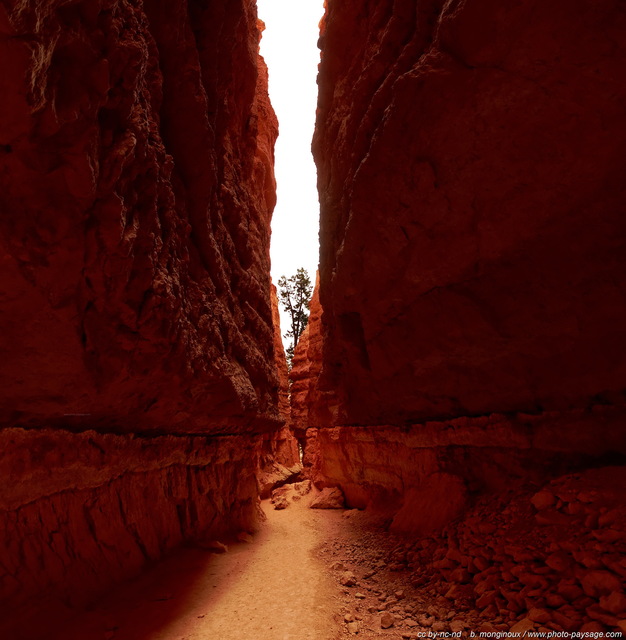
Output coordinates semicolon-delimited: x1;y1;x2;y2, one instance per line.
277;268;313;368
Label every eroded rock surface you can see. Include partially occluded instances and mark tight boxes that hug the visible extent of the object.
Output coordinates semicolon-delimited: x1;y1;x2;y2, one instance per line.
0;428;262;639
322;467;626;638
304;7;626;630
0;0;279;434
313;0;626;427
0;1;282;636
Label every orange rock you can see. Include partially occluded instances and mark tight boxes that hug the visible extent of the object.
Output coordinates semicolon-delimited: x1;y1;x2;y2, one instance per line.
270;283;290;423
313;0;626;439
0;0;279;435
580;570;623;598
0;0;280;635
290;273;339;435
599;591;626;616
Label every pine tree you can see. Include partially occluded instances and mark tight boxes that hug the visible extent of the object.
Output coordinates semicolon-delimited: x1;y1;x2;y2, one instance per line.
277;268;313;368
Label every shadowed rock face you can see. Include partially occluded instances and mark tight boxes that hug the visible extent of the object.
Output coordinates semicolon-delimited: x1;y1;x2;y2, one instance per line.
0;428;262;639
290;273;338;438
305;0;626;538
0;0;279;435
304;6;626;628
0;1;281;635
313;0;626;427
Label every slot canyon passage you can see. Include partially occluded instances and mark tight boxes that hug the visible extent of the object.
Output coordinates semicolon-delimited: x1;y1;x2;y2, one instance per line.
1;0;626;638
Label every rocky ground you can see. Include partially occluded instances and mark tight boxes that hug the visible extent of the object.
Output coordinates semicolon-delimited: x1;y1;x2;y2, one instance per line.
286;466;626;639
45;466;626;640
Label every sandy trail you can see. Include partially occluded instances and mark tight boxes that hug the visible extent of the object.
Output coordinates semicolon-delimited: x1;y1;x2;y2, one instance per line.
51;500;341;640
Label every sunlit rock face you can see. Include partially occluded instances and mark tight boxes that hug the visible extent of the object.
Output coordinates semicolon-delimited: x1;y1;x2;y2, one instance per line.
290;274;338;440
0;0;280;635
309;0;626;527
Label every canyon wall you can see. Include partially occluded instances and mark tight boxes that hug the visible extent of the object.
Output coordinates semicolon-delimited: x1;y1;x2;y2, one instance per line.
0;0;280;636
308;0;626;523
304;4;626;628
0;0;279;434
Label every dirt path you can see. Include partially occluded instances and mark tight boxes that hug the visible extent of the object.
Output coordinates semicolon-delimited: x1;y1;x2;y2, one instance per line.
52;500;342;640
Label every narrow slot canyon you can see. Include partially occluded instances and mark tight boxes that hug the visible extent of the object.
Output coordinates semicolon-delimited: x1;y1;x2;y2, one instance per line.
1;1;625;640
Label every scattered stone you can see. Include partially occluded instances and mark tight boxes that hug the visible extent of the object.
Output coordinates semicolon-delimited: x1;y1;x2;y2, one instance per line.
510;618;535;634
528;608;551;624
340;571;357;587
292;480;312;496
347;621;359;634
380;612;395;629
418;614;434;627
586;604;619;627
580;621;607;633
236;532;253;544
201;540;228;553
600;591;626;615
355;592;366;599
530;489;556;510
449;620;465;633
272;496;289;510
580;570;622;598
310;487;345;509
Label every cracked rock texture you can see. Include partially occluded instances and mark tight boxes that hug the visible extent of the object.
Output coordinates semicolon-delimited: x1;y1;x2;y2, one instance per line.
313;0;626;427
308;0;626;533
0;0;279;434
0;0;281;636
290;273;338;438
0;429;261;640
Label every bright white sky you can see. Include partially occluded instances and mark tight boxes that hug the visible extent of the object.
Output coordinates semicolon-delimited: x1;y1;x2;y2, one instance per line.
257;0;324;292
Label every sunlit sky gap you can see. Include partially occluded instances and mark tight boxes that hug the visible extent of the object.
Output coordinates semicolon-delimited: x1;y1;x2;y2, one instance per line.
257;0;324;341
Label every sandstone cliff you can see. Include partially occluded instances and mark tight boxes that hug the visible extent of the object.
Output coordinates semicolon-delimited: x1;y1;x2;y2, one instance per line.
0;0;279;434
310;0;626;530
0;1;280;635
313;0;626;428
290;272;338;437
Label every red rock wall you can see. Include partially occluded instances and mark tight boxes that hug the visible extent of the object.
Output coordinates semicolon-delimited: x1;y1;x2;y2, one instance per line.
313;0;626;428
0;0;279;434
309;0;626;534
0;0;282;634
290;273;338;438
0;429;261;640
311;408;626;533
257;285;300;494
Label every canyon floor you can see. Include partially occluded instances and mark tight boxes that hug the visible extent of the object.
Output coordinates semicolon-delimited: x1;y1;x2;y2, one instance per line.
49;495;342;640
46;487;457;640
47;477;626;640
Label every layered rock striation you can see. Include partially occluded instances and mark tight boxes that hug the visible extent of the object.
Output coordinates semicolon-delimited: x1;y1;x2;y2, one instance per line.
0;1;282;635
306;5;626;627
0;428;261;639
